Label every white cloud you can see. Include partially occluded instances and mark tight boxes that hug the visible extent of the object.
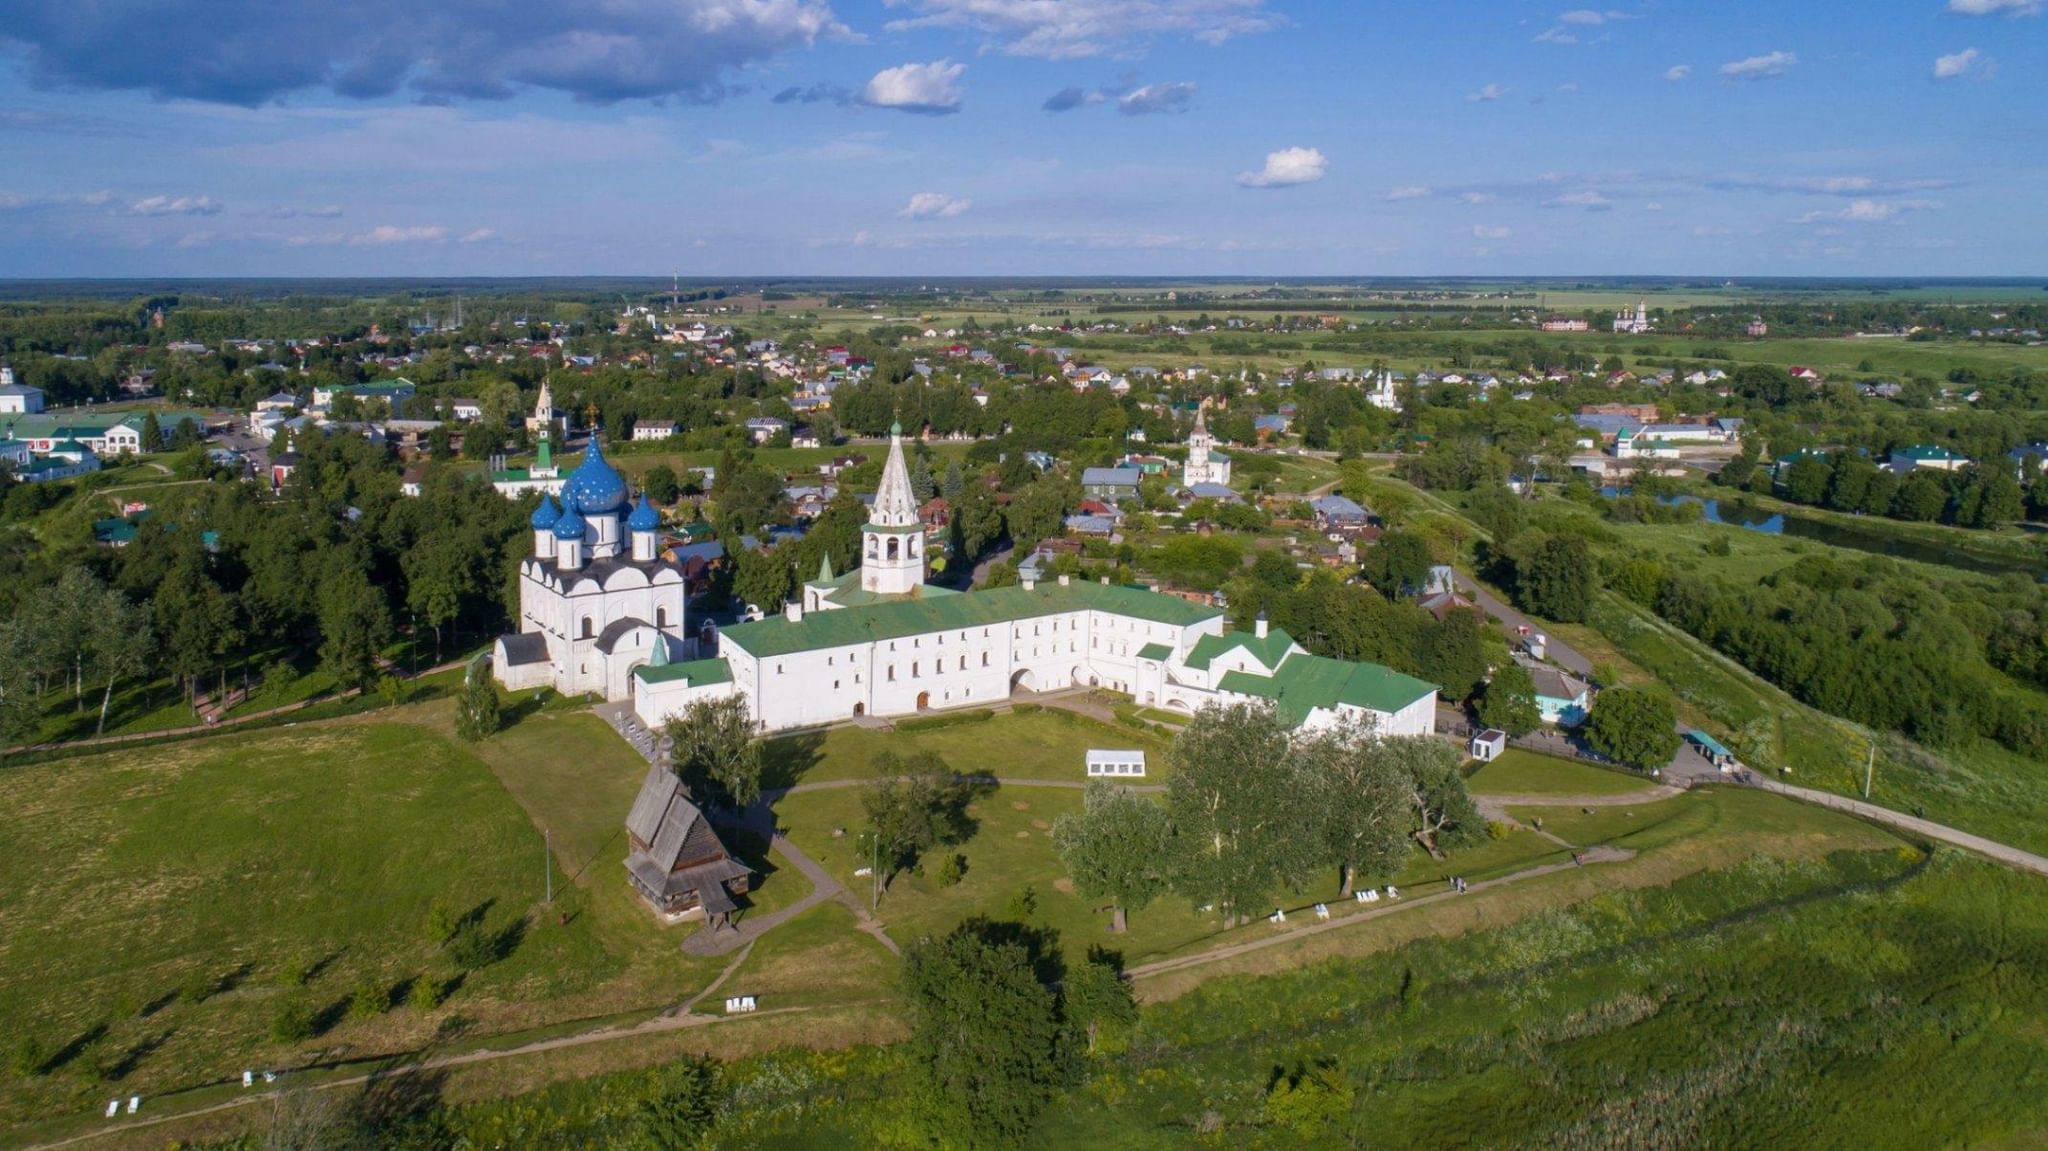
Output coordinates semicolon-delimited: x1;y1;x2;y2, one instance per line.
860;60;965;115
883;0;1281;60
1118;81;1197;115
1665;64;1692;80
130;194;219;216
1534;27;1578;44
1460;191;1495;204
174;231;214;248
1556;82;1581;94
1720;51;1797;80
459;227;495;243
1947;0;2039;14
1237;146;1326;188
1472;225;1511;239
1560;8;1607;23
898;192;972;220
1384;185;1432;201
1793;199;1937;224
1644;201;1664;211
1469;82;1506;101
350;224;446;245
1547;190;1612;210
1933;48;1981;78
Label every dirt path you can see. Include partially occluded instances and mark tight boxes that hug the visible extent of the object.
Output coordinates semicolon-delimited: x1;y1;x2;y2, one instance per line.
21;1003;815;1151
1127;846;1633;982
1474;785;1681;811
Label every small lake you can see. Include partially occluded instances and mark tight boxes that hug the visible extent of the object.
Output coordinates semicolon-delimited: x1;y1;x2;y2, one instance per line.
1599;488;2045;579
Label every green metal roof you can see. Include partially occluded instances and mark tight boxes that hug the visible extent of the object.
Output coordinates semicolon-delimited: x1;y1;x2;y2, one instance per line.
1183;627;1297;672
1217;651;1435;723
1136;642;1173;661
635;657;734;687
721;579;1222;658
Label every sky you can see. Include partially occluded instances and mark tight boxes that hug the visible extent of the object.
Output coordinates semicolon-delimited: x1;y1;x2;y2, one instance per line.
0;0;2042;278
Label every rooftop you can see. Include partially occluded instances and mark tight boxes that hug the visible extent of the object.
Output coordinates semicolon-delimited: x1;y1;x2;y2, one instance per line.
1217;651;1436;722
719;578;1221;659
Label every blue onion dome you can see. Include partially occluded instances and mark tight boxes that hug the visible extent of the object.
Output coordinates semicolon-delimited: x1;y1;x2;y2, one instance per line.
552;494;588;540
560;435;628;515
529;493;560;531
628;492;661;532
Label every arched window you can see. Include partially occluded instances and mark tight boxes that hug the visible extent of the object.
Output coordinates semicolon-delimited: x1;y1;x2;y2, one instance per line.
867;536;879;559
656;607;668;627
888;665;896;682
910;536;920;557
887;537;900;561
581;617;593;639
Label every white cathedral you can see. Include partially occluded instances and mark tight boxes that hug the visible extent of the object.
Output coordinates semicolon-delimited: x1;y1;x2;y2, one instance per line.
492;435;690;702
570;423;1443;741
1613;300;1652;334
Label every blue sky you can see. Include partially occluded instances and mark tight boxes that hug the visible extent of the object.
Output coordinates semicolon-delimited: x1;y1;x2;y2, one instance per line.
0;0;2040;277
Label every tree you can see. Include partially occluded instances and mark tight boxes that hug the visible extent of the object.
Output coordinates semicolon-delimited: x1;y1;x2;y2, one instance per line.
1299;723;1412;896
1061;948;1136;1056
1361;530;1433;598
1892;471;1947;522
1584;686;1681;770
733;540;798;615
1476;662;1541;737
0;621;38;755
140;411;163;453
1416;610;1489;702
860;751;982;889
87;593;153;736
155;548;239;710
1050;781;1172;933
1512;534;1594;623
1783;452;1833;506
403;533;470;662
902;918;1072;1148
644;464;681;506
661;695;762;809
318;566;393;694
1388;736;1480;855
941;458;964;503
1166;703;1321;926
455;655;501;742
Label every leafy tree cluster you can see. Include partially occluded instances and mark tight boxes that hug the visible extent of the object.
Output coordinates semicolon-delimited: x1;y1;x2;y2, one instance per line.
1639;552;2048;755
1750;449;2040;528
1054;705;1481;935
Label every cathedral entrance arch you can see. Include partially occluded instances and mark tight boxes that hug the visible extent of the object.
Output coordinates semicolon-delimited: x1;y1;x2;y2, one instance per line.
853;702;865;716
916;691;931;711
1010;668;1037;694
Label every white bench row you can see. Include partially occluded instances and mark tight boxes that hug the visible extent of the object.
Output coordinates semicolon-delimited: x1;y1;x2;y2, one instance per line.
105;1097;140;1117
725;995;759;1013
1269;886;1401;924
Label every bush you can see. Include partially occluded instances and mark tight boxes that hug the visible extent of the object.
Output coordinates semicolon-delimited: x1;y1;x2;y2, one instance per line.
410;974;450;1013
1004;885;1039;921
936;854;967;888
276;955;313;988
1012;703;1043;715
349;979;387;1020
447;924;496;971
272;999;316;1044
178;970;214;1005
11;1037;46;1077
1487;819;1514;841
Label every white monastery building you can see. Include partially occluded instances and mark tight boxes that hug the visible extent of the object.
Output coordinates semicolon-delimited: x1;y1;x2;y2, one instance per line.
604;425;1438;739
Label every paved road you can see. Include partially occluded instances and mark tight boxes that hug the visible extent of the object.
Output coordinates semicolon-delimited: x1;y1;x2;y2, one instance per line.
1746;777;2048;878
1447;571;1595;678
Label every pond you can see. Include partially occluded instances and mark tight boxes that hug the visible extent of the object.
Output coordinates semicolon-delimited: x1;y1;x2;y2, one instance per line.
1637;492;2044;579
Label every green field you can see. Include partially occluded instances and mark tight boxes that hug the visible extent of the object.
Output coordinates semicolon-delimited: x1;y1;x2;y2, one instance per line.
1467;748;1656;797
375;806;2048;1149
760;707;1173;788
0;709;733;1137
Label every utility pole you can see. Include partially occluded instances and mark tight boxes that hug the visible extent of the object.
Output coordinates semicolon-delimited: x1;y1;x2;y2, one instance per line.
544;828;554;904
